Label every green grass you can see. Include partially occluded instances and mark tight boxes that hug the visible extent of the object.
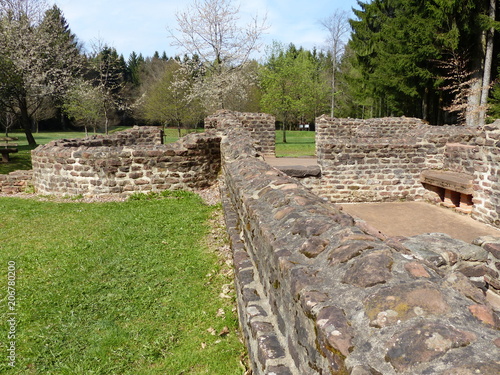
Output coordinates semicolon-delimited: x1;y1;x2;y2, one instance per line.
0;193;244;374
162;128;204;144
275;130;315;157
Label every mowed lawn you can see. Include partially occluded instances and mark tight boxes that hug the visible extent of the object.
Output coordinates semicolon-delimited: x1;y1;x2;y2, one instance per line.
0;193;244;374
275;130;315;157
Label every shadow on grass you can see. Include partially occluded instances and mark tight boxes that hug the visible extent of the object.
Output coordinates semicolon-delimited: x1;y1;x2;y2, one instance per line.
0;145;36;174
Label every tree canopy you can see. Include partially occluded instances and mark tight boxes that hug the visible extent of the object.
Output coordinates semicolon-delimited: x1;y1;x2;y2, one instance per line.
1;0;500;143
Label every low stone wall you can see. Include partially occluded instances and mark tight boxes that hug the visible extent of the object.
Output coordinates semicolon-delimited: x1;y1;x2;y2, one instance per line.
32;127;221;196
0;170;33;194
221;128;500;375
205;110;275;156
314;116;475;203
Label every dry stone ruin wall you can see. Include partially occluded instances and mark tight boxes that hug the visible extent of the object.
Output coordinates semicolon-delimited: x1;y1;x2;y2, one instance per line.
31;126;221;196
313;116;476;203
205;109;276;156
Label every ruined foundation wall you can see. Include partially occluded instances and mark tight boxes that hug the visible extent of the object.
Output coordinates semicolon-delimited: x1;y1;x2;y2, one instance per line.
221;128;500;375
0;170;33;194
314;116;475;202
205;110;275;156
429;122;500;227
32;127;221;196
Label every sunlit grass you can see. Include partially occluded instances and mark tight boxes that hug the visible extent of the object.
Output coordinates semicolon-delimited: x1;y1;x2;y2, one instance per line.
275;130;315;157
0;193;244;374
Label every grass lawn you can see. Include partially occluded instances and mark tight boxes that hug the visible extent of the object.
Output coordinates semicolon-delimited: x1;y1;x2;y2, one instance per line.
275;130;315;157
0;192;244;374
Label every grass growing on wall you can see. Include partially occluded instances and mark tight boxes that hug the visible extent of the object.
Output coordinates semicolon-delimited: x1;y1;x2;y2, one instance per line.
0;193;244;374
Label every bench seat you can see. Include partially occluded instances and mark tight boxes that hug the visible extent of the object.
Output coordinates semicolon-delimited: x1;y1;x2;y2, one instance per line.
420;170;474;213
420;169;474;195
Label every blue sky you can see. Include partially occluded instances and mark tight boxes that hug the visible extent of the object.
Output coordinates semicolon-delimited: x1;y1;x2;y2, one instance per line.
54;0;359;60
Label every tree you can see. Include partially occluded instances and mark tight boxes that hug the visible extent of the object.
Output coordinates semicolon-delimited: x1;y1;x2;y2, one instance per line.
141;60;200;137
0;109;15;136
168;0;267;112
126;51;144;86
260;43;324;142
62;79;105;135
479;0;496;125
0;1;82;145
87;43;125;134
320;9;350;118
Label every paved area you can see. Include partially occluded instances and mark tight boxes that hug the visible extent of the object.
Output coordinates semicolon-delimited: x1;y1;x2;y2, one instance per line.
341;201;500;243
264;156;318;167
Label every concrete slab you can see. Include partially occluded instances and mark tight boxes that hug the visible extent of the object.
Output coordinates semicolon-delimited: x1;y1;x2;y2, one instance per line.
264;156;318;167
340;201;500;243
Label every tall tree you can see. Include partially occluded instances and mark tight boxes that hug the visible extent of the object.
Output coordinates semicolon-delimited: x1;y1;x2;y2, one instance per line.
260;43;324;142
126;52;143;86
321;9;350;118
0;1;82;145
88;43;125;134
168;0;267;112
479;0;496;125
62;79;105;135
140;60;200;137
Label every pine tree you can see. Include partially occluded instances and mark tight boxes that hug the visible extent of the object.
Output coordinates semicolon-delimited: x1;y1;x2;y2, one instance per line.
348;0;495;124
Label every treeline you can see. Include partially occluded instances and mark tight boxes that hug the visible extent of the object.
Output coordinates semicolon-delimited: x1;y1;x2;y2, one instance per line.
1;0;499;146
345;0;499;126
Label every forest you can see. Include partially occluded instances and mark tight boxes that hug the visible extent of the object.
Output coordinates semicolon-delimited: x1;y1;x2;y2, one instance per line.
1;0;499;146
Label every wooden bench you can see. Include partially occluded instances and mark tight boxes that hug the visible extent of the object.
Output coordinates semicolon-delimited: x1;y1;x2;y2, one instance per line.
0;137;19;163
420;169;474;213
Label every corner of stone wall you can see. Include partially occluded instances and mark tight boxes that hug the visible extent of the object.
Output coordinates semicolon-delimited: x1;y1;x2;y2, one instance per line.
205;110;276;157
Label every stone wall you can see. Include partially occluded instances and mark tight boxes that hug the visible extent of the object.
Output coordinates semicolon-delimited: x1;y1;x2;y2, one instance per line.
205;110;276;156
0;170;33;194
314;116;476;202
32;127;221;196
220;128;500;375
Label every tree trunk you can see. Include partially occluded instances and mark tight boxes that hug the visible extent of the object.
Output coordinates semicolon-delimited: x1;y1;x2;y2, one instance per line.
19;98;37;146
422;88;429;121
282;113;287;144
331;58;336;118
479;0;496;126
466;70;483;127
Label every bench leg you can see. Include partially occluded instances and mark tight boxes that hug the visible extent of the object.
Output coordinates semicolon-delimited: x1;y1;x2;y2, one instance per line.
1;153;9;163
456;193;474;214
443;189;461;208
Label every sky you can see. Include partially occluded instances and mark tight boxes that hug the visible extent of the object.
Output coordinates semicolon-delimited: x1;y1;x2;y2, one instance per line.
54;0;359;61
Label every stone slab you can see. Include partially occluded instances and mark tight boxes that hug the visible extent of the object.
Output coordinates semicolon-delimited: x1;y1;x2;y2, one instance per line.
341;201;500;243
420;169;474;194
